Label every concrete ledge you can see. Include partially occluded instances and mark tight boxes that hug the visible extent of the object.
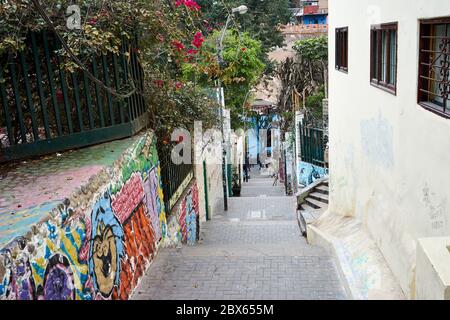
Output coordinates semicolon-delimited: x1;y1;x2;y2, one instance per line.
307;223;363;300
306;211;405;300
416;237;450;300
0;130;200;300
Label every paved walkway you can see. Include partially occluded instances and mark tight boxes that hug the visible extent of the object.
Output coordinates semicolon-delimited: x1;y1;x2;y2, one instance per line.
132;170;346;300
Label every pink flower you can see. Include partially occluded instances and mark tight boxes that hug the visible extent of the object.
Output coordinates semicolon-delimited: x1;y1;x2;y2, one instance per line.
175;0;201;11
185;49;198;55
172;40;185;52
192;31;204;49
153;80;164;88
175;81;183;90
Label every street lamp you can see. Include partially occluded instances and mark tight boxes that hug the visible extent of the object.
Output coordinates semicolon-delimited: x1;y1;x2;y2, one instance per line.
217;5;248;211
232;5;248;14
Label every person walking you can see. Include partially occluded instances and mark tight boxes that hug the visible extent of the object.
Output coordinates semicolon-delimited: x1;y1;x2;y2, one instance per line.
244;153;250;182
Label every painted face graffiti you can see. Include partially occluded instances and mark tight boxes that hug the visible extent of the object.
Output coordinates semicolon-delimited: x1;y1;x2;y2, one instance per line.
88;191;124;298
92;225;118;296
42;254;75;300
0;238;36;300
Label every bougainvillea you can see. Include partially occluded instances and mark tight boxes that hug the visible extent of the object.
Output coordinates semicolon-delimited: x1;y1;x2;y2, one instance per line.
175;0;201;11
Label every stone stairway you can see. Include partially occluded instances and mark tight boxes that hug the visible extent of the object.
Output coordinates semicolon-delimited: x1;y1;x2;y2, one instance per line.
297;179;329;237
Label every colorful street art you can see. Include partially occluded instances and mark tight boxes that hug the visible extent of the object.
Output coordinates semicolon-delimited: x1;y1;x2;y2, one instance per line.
41;254;75;300
0;132;195;300
298;161;328;186
166;182;200;247
89;191;124;298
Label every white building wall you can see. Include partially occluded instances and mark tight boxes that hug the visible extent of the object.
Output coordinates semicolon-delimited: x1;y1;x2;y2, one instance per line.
329;0;450;298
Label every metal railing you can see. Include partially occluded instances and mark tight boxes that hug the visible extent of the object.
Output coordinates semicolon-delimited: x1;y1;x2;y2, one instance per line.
299;124;325;167
159;147;194;213
0;31;147;163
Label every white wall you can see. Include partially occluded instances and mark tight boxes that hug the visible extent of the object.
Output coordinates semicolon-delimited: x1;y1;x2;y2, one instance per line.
329;0;450;298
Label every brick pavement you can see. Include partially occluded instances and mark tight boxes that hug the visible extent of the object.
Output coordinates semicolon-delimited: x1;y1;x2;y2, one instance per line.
131;171;347;300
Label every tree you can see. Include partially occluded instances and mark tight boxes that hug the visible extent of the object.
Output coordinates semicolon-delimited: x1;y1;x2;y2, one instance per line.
182;29;265;129
196;0;292;62
293;36;328;98
276;36;328;134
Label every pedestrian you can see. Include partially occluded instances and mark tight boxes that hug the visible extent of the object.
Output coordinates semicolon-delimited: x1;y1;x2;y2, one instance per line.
243;163;249;182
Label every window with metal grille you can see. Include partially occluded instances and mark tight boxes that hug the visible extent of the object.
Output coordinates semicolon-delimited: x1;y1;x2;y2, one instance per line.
335;27;348;72
370;23;398;95
418;18;450;118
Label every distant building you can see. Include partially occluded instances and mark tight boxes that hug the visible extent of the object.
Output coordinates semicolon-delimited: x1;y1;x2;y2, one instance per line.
290;0;328;25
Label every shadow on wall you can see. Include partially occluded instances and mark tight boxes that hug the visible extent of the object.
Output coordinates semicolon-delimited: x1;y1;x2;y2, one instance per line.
0;133;200;300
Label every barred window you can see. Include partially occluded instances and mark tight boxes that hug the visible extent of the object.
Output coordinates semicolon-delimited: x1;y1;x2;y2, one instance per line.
335;27;348;72
371;23;398;95
418;18;450;118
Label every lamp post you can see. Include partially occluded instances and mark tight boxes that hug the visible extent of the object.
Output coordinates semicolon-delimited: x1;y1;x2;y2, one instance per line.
242;88;256;158
217;5;248;211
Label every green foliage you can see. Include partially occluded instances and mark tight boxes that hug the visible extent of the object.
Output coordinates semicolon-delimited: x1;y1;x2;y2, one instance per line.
183;30;265;129
305;89;325;121
1;0;219;148
293;36;328;62
197;0;291;53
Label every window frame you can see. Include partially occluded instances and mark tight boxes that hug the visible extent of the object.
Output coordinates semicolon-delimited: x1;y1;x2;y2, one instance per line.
370;22;398;96
417;17;450;119
335;27;348;73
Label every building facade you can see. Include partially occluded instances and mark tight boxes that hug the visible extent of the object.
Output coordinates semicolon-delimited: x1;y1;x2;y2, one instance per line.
328;0;450;299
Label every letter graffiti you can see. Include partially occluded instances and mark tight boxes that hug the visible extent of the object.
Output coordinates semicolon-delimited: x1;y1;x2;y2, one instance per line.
143;168;162;241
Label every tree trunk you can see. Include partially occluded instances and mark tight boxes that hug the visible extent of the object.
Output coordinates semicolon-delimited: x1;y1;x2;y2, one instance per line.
322;60;328;100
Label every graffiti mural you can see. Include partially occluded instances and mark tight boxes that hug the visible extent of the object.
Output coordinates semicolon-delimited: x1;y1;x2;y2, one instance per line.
298;161;328;186
40;254;75;300
0;132;182;300
166;182;200;247
0;242;36;300
117;202;156;300
89;191;124;298
0;131;203;300
143;169;163;241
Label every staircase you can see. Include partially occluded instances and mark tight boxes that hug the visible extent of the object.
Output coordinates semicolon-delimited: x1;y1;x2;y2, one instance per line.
296;178;329;237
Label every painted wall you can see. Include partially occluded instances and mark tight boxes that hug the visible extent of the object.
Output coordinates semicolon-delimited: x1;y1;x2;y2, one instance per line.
302;14;328;25
298;161;328;187
0;131;200;300
165;181;200;247
329;0;450;298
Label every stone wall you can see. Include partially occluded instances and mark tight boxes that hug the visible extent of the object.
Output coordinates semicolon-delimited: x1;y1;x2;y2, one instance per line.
0;130;200;300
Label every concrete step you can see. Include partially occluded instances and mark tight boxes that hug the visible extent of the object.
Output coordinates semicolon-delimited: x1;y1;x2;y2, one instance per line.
297;211;307;237
308;192;329;204
314;184;329;195
304;197;324;209
299;203;317;212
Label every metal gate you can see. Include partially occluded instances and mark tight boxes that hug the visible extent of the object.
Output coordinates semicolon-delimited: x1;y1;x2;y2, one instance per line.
299;124;325;167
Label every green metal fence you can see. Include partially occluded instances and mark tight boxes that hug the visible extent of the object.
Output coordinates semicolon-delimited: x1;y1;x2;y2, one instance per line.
159;147;194;213
299;124;325;167
0;31;147;163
